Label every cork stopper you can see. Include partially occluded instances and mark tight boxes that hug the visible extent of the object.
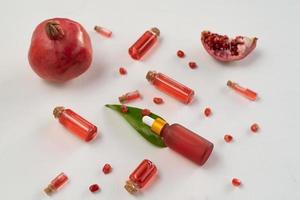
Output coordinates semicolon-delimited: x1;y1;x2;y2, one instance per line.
146;71;156;83
44;185;56;196
53;106;65;118
118;95;126;103
124;180;138;194
227;80;235;88
150;27;160;37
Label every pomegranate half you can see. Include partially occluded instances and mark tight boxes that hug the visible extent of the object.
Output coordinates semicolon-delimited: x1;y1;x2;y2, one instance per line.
201;31;257;62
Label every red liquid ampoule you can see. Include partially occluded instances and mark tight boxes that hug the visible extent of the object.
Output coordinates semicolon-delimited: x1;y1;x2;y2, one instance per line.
44;172;68;195
94;25;112;38
227;80;257;101
53;106;98;142
143;116;214;166
119;90;141;103
124;159;157;194
128;27;160;60
146;71;195;104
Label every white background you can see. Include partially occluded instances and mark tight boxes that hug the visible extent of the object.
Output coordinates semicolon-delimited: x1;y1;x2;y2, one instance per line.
0;0;299;199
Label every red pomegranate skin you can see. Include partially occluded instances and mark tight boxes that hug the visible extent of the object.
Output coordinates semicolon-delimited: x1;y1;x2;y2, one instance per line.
28;18;92;82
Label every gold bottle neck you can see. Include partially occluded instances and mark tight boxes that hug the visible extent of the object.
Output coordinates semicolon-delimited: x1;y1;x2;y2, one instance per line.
151;118;167;136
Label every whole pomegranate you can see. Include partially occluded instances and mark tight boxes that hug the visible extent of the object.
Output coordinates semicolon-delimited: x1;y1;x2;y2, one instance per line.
201;31;257;62
28;18;92;82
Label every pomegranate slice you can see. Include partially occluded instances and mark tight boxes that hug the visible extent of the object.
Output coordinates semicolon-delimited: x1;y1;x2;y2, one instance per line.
201;31;257;62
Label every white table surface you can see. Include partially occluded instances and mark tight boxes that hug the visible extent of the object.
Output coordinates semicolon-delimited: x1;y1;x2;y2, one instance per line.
1;0;299;199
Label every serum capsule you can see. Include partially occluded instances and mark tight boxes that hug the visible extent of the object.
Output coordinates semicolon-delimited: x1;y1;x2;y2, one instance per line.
129;27;160;60
53;106;98;142
143;116;214;166
124;159;157;194
146;71;195;104
227;80;257;101
44;172;68;195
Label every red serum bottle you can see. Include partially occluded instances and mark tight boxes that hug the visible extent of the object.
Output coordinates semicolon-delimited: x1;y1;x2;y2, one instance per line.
119;90;141;103
143;116;213;166
53;106;98;142
129;27;160;60
44;172;68;195
146;71;195;104
227;80;257;101
124;159;157;194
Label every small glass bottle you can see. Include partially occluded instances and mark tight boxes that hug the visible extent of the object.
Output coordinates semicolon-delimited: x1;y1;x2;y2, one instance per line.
94;25;112;38
44;172;68;195
227;80;257;101
128;27;160;60
146;71;195;104
124;159;157;194
119;90;141;103
53;106;98;142
143;116;213;166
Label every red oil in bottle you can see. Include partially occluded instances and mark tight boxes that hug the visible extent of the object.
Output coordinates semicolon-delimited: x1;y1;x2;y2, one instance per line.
143;116;213;166
124;159;157;194
146;71;195;104
44;172;68;195
53;107;98;142
128;28;160;60
227;80;257;101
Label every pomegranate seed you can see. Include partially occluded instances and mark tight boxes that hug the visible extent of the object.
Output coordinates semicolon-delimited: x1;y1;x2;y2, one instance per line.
177;50;185;58
119;67;127;75
231;178;241;187
188;61;197;69
204;107;212;117
121;105;128;113
153;97;164;104
89;184;100;193
250;123;259;133
102;163;112;174
224;134;233;143
141;109;151;116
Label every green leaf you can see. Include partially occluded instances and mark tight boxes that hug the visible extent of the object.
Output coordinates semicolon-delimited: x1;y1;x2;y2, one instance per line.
105;104;166;148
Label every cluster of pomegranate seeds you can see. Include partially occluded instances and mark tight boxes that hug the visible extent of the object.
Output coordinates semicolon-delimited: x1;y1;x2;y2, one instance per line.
102;163;112;174
89;184;100;193
204;107;212;117
120;105;128;113
202;31;245;57
141;109;151;116
250;123;259;133
153;97;164;104
231;178;241;187
188;61;197;69
224;134;233;143
119;67;127;75
176;50;185;58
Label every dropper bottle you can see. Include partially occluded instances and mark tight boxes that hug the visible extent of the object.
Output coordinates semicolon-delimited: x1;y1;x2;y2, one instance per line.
142;116;213;166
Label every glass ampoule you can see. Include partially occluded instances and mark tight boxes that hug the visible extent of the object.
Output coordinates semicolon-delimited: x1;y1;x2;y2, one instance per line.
143;116;213;166
128;27;160;60
119;90;141;103
227;80;257;101
44;172;68;196
124;159;157;194
146;71;195;104
53;106;98;142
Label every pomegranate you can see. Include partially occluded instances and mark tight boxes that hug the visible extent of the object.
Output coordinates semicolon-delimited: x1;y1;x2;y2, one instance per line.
28;18;92;82
201;31;257;62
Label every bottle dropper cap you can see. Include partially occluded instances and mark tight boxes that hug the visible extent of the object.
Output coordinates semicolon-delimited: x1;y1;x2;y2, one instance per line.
142;116;167;136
